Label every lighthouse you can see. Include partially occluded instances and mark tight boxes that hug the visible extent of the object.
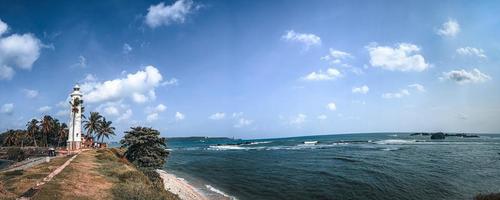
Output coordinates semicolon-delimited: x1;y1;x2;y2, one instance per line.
67;84;83;150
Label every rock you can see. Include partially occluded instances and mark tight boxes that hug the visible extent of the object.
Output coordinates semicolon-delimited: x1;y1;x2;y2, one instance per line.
430;132;445;139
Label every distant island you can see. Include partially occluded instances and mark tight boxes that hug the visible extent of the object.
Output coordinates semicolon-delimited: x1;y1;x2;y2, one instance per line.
410;132;479;139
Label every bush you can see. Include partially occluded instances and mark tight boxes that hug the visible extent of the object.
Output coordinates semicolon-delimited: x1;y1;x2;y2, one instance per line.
6;148;26;162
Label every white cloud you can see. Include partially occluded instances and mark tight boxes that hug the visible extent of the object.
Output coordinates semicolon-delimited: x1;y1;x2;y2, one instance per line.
0;20;42;80
84;74;97;82
289;114;307;125
382;89;410;99
104;106;120;116
437;19;460;38
117;109;133;122
302;68;341;81
55;110;67;117
352;85;369;94
175;111;185;121
408;83;426;92
123;43;133;54
147;113;159;122
1;103;14;115
22;89;39;98
72;55;87;68
155;104;167;112
327;102;337;111
161;78;179;86
321;48;352;64
209;112;225;120
317;114;327;120
456;47;486;58
0;65;14;80
145;0;198;28
440;68;491;84
38;106;52;112
82;66;163;104
282;30;321;50
0;19;7;36
234;118;252;128
366;43;430;72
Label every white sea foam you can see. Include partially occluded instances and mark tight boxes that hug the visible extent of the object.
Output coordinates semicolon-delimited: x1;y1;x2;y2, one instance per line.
208;145;247;150
375;139;416;145
247;141;272;145
381;147;400;151
206;185;238;200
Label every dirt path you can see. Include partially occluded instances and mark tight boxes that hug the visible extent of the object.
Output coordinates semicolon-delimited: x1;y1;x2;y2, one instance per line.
32;150;113;200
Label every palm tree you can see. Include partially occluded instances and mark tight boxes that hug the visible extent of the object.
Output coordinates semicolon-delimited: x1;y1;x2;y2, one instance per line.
83;112;102;139
41;115;54;147
3;130;17;146
96;118;115;144
57;123;68;147
15;130;26;147
26;119;39;147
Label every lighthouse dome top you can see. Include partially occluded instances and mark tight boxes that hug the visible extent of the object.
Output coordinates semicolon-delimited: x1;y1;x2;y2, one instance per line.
73;84;80;91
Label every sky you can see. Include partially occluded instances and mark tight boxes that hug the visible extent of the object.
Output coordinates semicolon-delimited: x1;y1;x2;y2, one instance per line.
0;0;499;139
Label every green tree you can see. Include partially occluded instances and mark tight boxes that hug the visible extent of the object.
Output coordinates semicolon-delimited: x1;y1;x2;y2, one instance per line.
26;119;39;147
83;112;102;139
120;127;169;169
41;115;54;147
96;118;115;143
57;123;68;147
3;130;17;146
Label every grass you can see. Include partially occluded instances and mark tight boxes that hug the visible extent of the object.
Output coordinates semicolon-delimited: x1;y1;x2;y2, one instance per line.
0;155;71;199
32;149;179;200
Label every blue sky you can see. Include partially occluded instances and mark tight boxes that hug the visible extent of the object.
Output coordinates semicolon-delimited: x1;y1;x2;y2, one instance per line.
0;0;499;139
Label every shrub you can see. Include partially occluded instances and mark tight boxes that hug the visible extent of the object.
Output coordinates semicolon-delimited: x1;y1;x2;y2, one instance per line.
475;193;500;200
6;148;26;162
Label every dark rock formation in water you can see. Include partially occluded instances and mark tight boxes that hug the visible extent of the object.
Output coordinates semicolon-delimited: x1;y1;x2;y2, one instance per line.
430;132;445;139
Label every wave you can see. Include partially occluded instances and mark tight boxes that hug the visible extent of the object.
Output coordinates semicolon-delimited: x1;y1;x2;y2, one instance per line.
206;185;238;200
375;139;417;145
380;147;400;151
245;141;272;145
208;145;250;150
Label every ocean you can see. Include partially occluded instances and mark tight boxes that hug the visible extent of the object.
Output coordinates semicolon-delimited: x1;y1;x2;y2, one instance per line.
164;133;500;200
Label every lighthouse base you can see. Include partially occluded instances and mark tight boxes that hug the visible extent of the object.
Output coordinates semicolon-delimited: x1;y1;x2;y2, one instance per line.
67;141;81;151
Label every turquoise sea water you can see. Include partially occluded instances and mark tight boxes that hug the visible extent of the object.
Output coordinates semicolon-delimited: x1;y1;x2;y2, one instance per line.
164;133;500;200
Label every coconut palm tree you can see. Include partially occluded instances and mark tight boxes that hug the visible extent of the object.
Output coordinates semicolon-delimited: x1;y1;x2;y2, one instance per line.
69;98;82;149
15;130;26;147
3;130;17;146
26;119;39;147
83;112;102;139
96;118;115;144
57;123;68;147
41;115;54;147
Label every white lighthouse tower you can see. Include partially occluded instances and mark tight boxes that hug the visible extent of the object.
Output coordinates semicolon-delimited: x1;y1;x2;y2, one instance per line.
67;84;83;150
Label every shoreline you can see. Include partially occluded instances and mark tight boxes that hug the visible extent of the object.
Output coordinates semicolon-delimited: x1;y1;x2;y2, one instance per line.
156;169;235;200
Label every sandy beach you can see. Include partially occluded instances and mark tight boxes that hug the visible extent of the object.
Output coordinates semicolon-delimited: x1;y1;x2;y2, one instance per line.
156;169;209;200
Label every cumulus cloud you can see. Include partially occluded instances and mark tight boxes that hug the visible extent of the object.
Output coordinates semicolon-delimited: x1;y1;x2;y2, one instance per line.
321;48;352;64
145;0;199;28
117;109;133;122
440;68;491;84
55;110;67;117
289;114;307;125
366;43;430;72
175;112;185;121
81;66;163;104
0;19;42;80
302;68;341;81
408;83;425;92
234;118;252;128
382;89;410;99
209;112;225;120
147;113;159;122
352;85;369;94
1;103;14;115
38;106;52;112
282;30;321;50
327;102;337;111
83;74;97;82
317;114;327;120
22;89;39;98
456;47;486;58
437;19;460;38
